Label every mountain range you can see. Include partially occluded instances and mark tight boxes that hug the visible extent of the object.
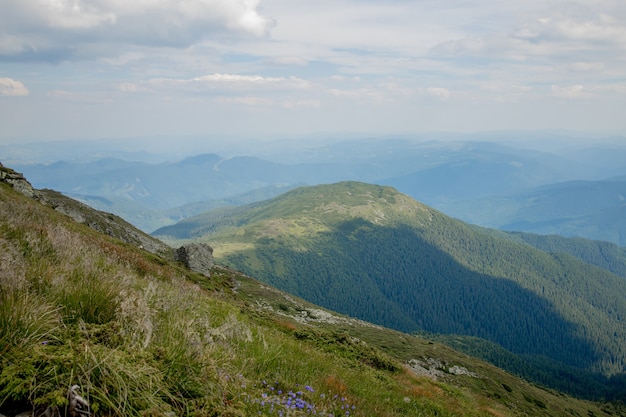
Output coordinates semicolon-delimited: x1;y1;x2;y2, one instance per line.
10;137;626;245
5;163;625;416
152;181;626;399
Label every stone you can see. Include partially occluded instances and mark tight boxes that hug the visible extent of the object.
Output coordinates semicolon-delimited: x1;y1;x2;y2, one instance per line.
0;163;38;199
176;243;214;276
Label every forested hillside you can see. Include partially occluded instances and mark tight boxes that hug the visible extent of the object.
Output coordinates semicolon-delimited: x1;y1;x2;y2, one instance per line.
495;230;626;278
154;182;626;399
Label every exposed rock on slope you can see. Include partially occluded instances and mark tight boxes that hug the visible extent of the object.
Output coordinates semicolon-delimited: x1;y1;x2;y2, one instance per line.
175;243;214;276
0;162;38;198
1;162;172;257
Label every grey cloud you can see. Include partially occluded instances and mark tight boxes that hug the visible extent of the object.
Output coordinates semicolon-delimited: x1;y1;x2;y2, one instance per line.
0;0;274;62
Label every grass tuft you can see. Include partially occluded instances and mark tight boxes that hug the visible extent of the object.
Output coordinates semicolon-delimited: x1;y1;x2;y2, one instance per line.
0;290;61;354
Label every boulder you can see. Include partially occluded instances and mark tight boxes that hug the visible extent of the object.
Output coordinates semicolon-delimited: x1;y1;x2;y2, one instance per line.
176;243;214;276
0;163;38;199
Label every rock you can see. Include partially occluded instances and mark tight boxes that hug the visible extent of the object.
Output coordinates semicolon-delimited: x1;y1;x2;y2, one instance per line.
68;385;90;417
448;365;479;378
0;163;39;199
176;243;214;276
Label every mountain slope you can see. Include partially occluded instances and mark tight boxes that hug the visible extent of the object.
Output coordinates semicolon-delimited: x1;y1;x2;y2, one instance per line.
493;230;626;278
444;179;626;246
4;167;622;416
153;182;626;397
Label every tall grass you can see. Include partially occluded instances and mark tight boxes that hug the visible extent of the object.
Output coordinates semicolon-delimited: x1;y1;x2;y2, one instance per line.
0;290;60;354
53;266;120;325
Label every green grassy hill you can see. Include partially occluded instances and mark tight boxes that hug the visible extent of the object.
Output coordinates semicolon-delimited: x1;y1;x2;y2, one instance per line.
153;181;626;400
2;171;624;416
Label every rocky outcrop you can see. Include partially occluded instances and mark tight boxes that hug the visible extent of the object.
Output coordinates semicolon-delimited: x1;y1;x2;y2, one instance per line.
0;163;39;199
406;358;479;381
1;162;172;258
176;243;214;276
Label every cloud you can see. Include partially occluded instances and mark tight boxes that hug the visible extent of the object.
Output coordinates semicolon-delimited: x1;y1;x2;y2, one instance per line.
47;90;113;103
0;0;274;61
426;87;451;100
0;78;29;96
216;96;320;108
550;84;588;99
263;56;309;67
571;61;606;72
100;52;145;67
116;82;152;93
148;73;312;92
327;87;386;101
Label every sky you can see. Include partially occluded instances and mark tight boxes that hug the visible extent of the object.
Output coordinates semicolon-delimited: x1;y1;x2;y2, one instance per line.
1;0;626;144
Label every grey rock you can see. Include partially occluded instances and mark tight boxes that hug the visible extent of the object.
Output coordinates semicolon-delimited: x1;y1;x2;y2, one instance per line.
0;163;39;199
176;243;214;276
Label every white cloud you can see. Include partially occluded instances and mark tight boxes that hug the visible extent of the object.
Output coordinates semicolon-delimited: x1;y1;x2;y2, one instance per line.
426;87;451;100
571;61;606;72
216;95;320;108
550;84;588;99
148;73;312;91
0;78;29;96
116;82;152;93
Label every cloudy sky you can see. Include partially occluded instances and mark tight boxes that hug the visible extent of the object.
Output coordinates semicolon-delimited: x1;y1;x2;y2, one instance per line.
1;0;625;143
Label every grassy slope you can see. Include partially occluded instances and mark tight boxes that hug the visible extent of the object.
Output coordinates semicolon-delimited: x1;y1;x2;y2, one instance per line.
152;182;626;384
1;181;623;416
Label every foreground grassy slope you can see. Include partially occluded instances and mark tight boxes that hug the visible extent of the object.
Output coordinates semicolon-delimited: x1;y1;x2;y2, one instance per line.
153;182;626;397
1;177;623;416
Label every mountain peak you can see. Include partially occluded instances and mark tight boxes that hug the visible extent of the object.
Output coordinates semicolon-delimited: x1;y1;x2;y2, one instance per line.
251;181;434;228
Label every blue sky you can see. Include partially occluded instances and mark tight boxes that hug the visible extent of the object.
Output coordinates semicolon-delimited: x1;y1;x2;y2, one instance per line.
1;0;625;143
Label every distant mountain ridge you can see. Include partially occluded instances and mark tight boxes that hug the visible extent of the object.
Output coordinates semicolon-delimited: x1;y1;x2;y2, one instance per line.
153;181;626;397
12;138;626;243
446;179;626;246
